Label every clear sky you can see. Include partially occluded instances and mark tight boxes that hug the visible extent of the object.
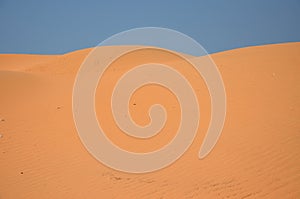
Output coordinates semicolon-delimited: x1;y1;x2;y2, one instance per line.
0;0;299;54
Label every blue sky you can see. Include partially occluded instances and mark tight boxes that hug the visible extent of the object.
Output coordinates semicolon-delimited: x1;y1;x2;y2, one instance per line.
0;0;299;54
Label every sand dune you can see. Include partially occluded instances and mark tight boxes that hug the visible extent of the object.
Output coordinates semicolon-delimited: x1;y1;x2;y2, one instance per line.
0;42;299;198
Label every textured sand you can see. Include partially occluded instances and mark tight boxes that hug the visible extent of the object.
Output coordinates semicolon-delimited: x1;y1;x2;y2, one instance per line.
0;43;299;198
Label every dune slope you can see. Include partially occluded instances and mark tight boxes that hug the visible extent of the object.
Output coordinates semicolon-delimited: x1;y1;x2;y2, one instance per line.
0;42;299;198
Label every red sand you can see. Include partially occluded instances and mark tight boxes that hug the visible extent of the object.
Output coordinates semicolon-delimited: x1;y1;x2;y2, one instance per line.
0;42;299;198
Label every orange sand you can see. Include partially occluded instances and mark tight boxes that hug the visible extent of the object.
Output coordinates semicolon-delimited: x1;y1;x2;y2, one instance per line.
0;43;299;198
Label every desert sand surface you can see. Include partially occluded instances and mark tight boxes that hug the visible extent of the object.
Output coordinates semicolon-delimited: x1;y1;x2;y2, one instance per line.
0;42;299;198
